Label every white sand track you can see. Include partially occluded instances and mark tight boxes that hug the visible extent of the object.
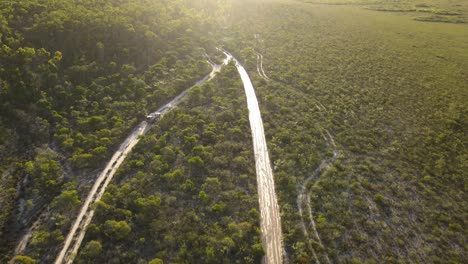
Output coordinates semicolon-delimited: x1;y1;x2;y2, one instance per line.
53;57;225;264
225;51;283;264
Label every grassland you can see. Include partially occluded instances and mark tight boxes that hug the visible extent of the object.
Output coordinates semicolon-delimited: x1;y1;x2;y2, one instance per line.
303;0;468;23
227;0;467;262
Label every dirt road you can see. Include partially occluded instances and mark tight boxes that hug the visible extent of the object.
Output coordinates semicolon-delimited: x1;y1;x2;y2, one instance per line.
53;57;225;264
227;51;283;264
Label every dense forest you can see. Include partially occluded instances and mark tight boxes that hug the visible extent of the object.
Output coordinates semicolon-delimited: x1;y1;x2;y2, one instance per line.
1;0;467;263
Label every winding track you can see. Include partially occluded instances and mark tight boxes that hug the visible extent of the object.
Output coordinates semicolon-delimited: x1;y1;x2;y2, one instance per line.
254;50;272;81
297;109;336;264
225;51;284;264
250;41;331;262
53;57;226;264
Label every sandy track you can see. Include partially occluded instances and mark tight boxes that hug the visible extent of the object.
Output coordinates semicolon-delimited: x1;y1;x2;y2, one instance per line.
54;121;147;264
225;51;283;264
53;57;225;264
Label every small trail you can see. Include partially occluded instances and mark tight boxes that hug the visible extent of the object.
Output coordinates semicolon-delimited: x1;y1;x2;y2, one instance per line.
252;34;271;81
224;50;284;264
12;210;44;258
52;56;226;264
296;105;336;264
254;50;272;81
251;37;328;263
251;34;332;262
296;163;323;264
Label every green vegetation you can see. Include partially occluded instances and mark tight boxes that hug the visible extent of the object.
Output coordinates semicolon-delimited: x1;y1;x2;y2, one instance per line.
227;0;467;262
12;255;37;264
0;0;226;262
1;0;466;263
302;0;468;23
73;62;263;263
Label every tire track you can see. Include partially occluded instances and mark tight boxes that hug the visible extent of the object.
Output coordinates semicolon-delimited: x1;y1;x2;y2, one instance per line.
53;56;226;264
296;106;336;264
253;49;272;81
